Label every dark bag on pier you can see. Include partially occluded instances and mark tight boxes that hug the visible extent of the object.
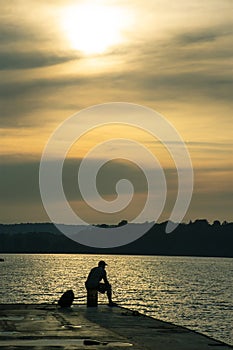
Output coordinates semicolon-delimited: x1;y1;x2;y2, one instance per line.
58;289;74;308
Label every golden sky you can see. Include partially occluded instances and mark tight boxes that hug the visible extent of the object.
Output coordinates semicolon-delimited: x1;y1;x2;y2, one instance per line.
0;0;232;224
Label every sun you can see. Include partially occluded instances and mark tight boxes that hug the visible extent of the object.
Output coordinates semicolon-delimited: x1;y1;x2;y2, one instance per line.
62;3;127;55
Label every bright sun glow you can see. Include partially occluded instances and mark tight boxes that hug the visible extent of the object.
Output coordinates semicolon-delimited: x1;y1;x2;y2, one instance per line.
62;3;128;55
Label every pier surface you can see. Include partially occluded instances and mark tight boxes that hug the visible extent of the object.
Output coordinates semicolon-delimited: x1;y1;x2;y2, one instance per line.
0;304;232;349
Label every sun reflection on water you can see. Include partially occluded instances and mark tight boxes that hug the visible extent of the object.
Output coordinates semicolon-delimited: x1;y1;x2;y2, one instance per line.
0;254;232;345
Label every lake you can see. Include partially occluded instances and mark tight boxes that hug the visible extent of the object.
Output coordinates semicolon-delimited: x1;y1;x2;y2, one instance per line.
0;254;232;345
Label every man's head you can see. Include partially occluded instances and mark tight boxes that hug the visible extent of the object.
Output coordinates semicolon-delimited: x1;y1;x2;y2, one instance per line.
98;260;107;268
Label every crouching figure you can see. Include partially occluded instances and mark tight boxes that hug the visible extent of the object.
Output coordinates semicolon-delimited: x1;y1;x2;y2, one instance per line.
85;260;117;307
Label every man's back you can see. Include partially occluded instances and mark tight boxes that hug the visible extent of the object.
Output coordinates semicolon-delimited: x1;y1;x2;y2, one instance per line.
85;266;106;289
85;261;116;306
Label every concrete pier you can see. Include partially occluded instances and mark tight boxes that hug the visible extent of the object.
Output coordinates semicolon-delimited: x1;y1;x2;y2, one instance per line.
0;304;232;349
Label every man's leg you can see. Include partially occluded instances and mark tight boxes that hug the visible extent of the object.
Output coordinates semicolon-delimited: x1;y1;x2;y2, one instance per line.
98;283;114;305
105;284;117;306
105;284;113;304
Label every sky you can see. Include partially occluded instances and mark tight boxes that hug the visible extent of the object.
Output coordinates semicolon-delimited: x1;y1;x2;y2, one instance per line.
0;0;232;225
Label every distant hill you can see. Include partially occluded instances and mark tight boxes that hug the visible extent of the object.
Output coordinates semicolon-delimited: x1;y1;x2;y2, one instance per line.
0;220;232;257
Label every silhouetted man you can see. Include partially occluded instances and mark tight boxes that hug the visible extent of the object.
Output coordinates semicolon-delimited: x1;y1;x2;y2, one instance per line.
85;260;116;306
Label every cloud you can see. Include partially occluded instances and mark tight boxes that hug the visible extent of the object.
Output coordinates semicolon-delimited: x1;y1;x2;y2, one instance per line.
0;22;35;44
0;50;79;70
0;13;79;71
0;155;178;205
0;159;40;203
186;142;233;155
0;156;148;224
0;67;232;129
0;67;232;101
1;155;232;223
187;190;233;223
0;75;86;99
0;72;88;126
0;13;232;127
0;18;60;50
175;25;233;45
140;72;233;102
1;154;231;199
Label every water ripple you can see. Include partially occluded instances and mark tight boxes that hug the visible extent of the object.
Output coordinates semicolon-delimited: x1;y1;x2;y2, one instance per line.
0;254;232;345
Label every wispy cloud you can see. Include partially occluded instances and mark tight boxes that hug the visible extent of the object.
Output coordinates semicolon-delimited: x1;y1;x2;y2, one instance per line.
175;25;233;45
0;156;232;223
0;51;79;70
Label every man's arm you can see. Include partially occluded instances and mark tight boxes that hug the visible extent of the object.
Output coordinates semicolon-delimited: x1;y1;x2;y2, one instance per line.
102;269;110;285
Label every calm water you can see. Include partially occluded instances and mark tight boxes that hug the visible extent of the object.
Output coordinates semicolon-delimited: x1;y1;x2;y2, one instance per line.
0;254;232;345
